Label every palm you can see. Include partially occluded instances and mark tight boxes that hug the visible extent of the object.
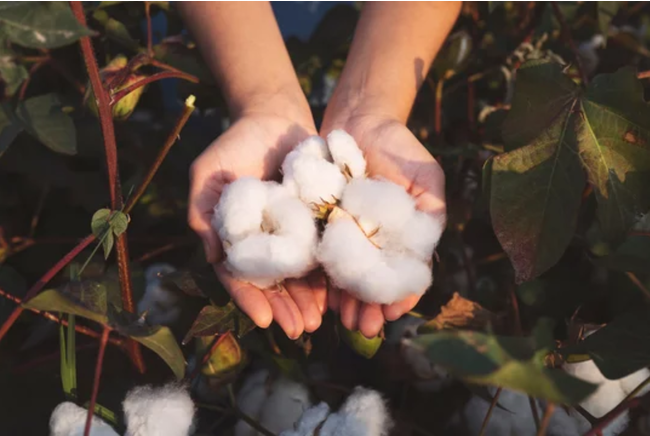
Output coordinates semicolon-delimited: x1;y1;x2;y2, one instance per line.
327;117;446;338
188;114;326;339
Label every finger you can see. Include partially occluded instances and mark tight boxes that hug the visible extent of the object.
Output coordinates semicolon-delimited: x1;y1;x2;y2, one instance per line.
215;264;273;328
188;161;224;263
411;157;447;216
383;294;421;321
358;303;384;338
340;292;360;331
284;277;323;333
328;285;341;313
307;270;328;315
262;285;305;340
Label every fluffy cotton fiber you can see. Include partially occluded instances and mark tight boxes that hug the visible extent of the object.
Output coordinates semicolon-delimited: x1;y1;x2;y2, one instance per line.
326;130;367;178
123;383;195;436
50;402;119;436
213;177;318;288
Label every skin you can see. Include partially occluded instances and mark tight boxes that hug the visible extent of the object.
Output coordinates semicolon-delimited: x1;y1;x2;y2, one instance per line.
179;1;461;339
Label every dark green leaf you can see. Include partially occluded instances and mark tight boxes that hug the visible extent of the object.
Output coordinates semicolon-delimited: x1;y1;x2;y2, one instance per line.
131;326;185;379
597;1;620;35
153;43;214;84
16;93;77;155
595;235;650;274
91;208;111;237
412;326;597;404
563;310;650;379
164;265;230;304
338;322;383;359
23;289;108;325
0;2;93;49
579;67;650;241
102;231;114;260
0;46;28;96
432;30;472;78
92;9;139;51
60;280;108;316
0;102;23;157
183;303;255;345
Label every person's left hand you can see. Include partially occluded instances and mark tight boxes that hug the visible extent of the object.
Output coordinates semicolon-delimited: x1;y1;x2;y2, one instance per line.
321;114;446;338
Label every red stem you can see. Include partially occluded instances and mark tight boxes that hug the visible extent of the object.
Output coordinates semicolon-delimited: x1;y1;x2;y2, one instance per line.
110;71;198;107
18;58;50;101
0;234;95;343
582;398;640;436
84;327;110;436
638;70;650;79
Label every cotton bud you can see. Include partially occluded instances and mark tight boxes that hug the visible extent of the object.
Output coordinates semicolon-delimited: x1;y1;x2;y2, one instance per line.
123;383;195;436
318;178;442;304
137;263;180;326
212;177;318;288
235;370;312;436
50;402;119;436
326;130;367;178
85;54;146;121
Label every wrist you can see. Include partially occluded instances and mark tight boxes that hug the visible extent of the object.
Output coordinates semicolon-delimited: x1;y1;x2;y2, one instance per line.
227;83;313;126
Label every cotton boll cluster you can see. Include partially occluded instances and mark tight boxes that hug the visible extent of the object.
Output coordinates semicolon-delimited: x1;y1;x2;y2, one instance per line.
212;129;444;301
281;386;393;436
213;177;319;288
50;402;119;436
137;263;180;326
49;384;195;436
235;369;312;436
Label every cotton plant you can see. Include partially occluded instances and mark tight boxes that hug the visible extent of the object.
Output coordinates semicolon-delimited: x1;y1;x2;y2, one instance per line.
49;384;195;436
211;129;445;304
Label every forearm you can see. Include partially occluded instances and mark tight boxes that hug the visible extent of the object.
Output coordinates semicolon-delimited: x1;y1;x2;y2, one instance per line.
177;2;310;122
323;1;461;128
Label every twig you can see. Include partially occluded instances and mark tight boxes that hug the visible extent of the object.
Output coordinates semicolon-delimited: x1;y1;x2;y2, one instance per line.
145;1;153;57
84;327;110;436
551;2;588;85
435;78;445;135
536;403;555;436
638;70;650;80
28;185;49;238
582;398;641;436
70;1;144;372
479;387;502;436
110;71;198;107
0;234;95;343
125;95;195;213
626;272;650;301
18;57;50;101
0;287;125;349
529;396;541;431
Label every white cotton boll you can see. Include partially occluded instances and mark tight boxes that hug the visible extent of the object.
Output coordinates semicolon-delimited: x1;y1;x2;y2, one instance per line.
258;377;313;434
279;402;331;436
341;178;416;233
235;370;271;436
358;255;431;304
326;130;367;178
213;177;268;244
397;211;444;261
123;384;195;436
317;387;392;436
138;263;180;326
50;402;119;436
294;135;331;160
283;154;347;206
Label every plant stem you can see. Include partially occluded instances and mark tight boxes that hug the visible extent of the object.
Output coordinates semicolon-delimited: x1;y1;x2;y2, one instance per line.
18;57;50;101
0;234;95;343
582;398;641;436
435;78;444;135
479;387;502;436
536;403;555;436
70;1;144;372
626;272;650;301
125;95;195;213
638;70;650;79
110;71;198;107
551;2;588;85
84;327;110;436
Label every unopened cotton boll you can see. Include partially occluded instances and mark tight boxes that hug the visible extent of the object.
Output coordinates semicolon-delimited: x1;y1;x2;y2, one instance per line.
138;263;180;326
123;383;195;436
326;130;367;178
50;402;119;436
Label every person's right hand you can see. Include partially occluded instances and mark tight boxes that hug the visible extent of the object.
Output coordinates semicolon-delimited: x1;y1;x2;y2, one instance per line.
188;101;327;339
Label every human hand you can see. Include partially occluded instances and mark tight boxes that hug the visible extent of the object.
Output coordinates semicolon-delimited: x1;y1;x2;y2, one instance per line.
188;100;327;339
321;113;446;338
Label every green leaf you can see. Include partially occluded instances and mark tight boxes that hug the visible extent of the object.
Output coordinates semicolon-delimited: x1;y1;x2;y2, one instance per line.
110;211;128;236
183;303;255;345
595;235;650;274
563;310;650;379
23;289;108;325
412;326;597;405
91;208;111;237
16;93;77;155
598;1;620;35
163;265;230;303
0;102;24;157
0;46;28;96
195;332;245;379
338;321;383;359
578;67;650;241
0;2;93;49
59;313;77;398
131;326;185;379
92;9;139;51
91;209;128;259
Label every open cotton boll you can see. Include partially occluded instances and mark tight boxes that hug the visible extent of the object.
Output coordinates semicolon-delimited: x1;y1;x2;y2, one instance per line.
235;370;272;436
123;384;195;436
138;263;180;326
326;130;367;178
279;402;331;436
258;377;313;435
212;177;268;244
282;154;347;206
397;211;444;261
50;402;119;436
317;387;392;436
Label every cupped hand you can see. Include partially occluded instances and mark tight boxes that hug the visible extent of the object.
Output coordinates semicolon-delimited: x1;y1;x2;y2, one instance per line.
323;115;446;338
188;109;327;339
